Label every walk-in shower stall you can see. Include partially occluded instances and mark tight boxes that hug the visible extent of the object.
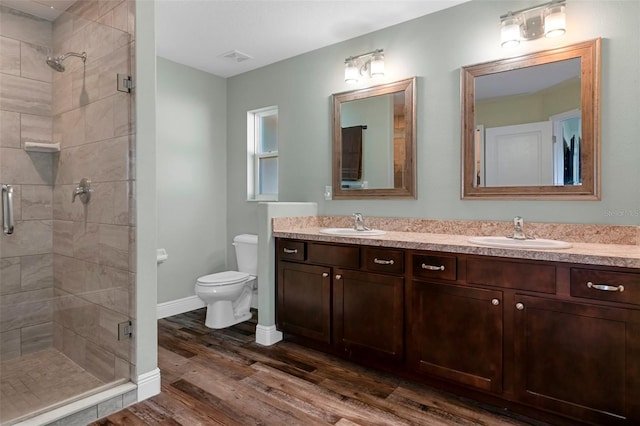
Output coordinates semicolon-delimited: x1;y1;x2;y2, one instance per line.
0;0;136;423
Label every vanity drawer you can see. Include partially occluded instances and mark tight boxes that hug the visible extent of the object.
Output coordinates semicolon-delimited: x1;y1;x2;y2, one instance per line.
308;243;359;269
277;239;306;262
466;257;556;294
362;247;404;274
571;268;640;306
412;253;457;281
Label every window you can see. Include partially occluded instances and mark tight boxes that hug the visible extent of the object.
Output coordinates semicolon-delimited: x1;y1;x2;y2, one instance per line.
247;106;278;200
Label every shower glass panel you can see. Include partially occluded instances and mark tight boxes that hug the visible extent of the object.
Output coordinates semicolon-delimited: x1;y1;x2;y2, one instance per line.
0;1;136;424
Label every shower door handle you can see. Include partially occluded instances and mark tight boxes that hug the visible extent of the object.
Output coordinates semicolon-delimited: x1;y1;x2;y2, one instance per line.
2;184;14;235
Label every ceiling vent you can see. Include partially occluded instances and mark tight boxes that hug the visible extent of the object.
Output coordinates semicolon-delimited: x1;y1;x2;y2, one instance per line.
218;50;253;63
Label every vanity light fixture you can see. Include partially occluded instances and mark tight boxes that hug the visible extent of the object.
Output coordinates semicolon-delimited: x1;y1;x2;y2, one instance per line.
500;0;566;48
344;49;384;84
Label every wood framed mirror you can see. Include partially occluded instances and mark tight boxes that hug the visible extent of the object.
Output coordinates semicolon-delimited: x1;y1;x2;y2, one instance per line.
332;77;416;199
461;39;601;200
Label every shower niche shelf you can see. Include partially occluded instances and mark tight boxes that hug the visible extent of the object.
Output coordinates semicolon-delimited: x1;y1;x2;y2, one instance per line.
24;142;60;153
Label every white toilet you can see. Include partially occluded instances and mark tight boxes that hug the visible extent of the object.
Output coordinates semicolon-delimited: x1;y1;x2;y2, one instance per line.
195;234;258;329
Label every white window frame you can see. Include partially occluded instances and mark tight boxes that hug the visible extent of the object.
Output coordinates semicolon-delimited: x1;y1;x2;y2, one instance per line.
247;106;278;201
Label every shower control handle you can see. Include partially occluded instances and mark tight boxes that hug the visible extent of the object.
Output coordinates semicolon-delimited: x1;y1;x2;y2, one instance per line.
72;178;92;204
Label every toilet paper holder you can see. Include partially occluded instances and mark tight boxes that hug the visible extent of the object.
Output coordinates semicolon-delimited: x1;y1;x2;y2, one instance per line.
157;248;168;264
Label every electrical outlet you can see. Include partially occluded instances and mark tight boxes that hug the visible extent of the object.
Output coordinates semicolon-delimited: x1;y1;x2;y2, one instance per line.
324;185;332;200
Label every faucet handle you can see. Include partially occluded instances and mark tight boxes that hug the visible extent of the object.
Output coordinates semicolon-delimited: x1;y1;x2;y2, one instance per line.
353;213;370;231
72;178;92;204
513;216;524;229
509;216;534;240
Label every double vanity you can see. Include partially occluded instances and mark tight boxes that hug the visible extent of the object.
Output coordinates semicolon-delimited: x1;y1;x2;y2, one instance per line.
273;216;640;426
280;35;629;426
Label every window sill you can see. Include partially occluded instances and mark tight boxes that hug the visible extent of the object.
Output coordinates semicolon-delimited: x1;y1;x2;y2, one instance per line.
247;197;278;202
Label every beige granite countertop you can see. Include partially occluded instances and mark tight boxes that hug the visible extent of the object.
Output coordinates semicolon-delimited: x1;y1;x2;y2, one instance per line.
272;217;640;269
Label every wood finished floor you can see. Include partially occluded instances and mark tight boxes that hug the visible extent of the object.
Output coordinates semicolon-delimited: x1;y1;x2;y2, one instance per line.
92;309;549;426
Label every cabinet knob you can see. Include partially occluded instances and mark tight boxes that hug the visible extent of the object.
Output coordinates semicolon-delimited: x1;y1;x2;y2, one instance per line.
335;274;342;280
516;302;524;310
491;298;500;306
322;272;329;278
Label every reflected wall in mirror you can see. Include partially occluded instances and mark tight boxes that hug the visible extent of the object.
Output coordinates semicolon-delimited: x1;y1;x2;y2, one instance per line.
332;77;416;199
461;38;601;199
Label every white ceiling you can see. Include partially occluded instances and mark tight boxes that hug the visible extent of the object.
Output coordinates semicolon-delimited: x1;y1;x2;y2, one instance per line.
2;0;469;78
0;0;75;20
475;58;581;100
155;0;469;78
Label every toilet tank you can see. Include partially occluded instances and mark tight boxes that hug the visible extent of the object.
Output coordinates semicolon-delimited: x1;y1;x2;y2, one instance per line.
233;234;258;276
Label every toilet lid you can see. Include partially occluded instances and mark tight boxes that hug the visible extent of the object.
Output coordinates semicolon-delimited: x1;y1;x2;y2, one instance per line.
197;271;251;286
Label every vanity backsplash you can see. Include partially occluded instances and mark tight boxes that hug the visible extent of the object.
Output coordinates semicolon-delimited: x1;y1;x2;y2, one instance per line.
273;215;639;246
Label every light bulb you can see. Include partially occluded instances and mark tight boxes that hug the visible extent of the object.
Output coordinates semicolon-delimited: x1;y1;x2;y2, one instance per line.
544;5;566;38
370;52;384;77
344;59;358;83
501;16;521;48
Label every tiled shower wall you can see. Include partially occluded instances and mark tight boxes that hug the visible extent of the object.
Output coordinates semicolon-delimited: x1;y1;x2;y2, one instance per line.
51;0;136;383
0;0;136;384
0;5;56;361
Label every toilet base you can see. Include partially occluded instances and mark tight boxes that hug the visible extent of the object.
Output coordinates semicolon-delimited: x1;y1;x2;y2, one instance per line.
204;300;252;329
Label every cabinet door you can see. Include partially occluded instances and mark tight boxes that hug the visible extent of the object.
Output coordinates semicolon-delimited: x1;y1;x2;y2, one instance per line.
513;295;640;425
333;269;404;364
408;280;503;393
276;262;331;344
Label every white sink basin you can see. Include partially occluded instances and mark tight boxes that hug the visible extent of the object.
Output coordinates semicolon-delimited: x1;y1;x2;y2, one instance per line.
468;236;572;250
319;228;386;237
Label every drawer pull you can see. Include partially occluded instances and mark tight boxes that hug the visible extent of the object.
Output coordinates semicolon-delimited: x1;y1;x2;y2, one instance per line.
322;273;329;278
335;274;342;280
491;298;500;306
587;281;624;292
374;258;395;265
422;264;445;271
515;303;524;310
283;248;298;254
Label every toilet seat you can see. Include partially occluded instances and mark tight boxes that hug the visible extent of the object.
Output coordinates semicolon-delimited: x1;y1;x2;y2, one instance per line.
197;271;251;287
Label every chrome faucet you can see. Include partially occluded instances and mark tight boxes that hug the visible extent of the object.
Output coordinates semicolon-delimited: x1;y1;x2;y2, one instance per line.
353;213;370;232
508;216;533;240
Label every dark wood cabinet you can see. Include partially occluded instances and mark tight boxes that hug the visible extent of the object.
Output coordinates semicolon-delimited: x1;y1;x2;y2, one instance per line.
333;268;404;365
408;280;503;393
276;240;404;364
275;237;640;426
513;294;640;425
276;261;331;344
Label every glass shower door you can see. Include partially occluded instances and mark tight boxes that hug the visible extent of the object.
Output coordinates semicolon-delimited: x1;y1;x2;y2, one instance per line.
0;0;136;423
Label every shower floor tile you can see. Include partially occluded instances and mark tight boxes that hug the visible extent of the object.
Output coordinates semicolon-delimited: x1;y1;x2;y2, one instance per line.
0;348;105;425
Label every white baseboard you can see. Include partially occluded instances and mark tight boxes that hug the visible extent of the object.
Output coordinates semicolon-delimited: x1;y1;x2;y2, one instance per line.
255;324;283;346
157;295;205;319
136;368;161;402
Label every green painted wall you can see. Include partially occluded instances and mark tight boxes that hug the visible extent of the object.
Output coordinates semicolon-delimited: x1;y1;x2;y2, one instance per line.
226;0;640;243
156;57;228;304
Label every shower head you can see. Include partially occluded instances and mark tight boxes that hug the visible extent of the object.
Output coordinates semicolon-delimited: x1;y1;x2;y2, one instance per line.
45;51;87;72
